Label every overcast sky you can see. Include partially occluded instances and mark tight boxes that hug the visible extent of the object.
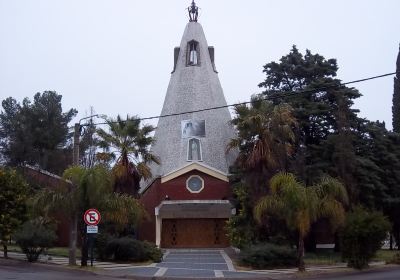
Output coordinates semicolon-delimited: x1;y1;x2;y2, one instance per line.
0;0;399;130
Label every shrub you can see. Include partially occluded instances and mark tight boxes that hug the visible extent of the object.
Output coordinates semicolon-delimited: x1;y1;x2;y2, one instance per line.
225;184;257;249
105;237;162;262
239;243;297;269
95;233;112;261
388;252;400;264
341;207;391;269
14;220;57;262
105;237;142;261
226;216;255;249
143;241;163;262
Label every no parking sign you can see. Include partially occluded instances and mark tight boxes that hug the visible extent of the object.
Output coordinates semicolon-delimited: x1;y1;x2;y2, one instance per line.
84;208;101;226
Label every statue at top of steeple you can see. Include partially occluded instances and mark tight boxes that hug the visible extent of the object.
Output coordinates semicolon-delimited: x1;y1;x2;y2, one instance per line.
188;0;199;22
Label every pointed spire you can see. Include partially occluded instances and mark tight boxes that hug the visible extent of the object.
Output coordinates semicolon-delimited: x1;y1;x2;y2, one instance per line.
188;0;199;22
143;19;236;181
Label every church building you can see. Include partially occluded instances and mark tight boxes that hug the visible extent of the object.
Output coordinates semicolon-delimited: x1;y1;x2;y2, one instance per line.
138;1;237;248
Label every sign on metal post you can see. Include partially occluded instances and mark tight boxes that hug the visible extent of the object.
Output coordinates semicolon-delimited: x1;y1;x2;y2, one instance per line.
83;208;100;267
84;208;101;226
86;225;98;234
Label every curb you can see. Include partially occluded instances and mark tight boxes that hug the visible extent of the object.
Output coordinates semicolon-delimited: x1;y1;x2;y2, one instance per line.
290;264;400;279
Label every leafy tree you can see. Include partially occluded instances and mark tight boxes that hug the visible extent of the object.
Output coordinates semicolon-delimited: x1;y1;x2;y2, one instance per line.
78;108;104;168
0;91;77;174
0;168;29;258
97;115;159;198
393;44;400;133
352;121;400;248
32;165;146;266
254;172;348;271
79;117;100;168
341;207;391;269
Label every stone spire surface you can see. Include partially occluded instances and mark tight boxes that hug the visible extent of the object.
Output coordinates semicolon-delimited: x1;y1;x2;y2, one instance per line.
145;20;236;182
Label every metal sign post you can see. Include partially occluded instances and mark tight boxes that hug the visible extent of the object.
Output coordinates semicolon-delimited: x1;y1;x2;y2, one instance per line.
88;232;95;267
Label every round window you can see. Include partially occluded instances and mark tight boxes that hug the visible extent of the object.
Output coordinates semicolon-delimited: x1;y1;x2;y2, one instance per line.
186;176;204;193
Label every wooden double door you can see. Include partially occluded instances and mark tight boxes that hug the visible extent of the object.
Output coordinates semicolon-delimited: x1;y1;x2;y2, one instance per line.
161;218;229;248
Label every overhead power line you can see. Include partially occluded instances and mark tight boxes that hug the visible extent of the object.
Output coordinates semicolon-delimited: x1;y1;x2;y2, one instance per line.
85;71;397;127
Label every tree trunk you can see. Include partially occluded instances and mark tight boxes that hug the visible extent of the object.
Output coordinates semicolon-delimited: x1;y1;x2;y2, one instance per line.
81;227;88;267
334;232;341;252
305;228;316;252
390;233;393;250
297;238;306;272
396;229;400;250
3;243;8;258
68;215;78;265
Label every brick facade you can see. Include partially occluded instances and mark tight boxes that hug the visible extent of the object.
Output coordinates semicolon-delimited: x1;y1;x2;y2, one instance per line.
22;166;71;246
138;170;231;243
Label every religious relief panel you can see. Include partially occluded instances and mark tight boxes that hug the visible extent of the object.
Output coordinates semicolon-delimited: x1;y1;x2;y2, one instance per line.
181;120;205;138
187;138;202;161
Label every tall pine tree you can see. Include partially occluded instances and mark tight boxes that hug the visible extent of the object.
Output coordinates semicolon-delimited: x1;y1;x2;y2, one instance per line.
393;44;400;133
0;92;77;174
258;46;361;201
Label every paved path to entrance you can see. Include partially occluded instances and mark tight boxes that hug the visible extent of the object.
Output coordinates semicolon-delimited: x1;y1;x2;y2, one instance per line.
155;249;237;278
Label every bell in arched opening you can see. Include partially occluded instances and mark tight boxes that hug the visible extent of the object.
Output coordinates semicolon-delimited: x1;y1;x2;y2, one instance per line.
188;41;199;66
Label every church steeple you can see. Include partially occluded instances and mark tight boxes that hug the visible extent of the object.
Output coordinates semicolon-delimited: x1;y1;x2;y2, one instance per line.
188;1;199;22
138;4;236;249
142;11;236;185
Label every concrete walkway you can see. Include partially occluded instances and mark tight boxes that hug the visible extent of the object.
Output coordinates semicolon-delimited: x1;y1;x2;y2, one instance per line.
155;249;236;278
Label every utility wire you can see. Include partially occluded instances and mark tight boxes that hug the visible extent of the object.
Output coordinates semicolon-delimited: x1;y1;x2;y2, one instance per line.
83;71;397;127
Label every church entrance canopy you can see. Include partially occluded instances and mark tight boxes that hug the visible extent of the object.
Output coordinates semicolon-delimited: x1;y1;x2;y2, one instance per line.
155;200;234;219
154;200;235;247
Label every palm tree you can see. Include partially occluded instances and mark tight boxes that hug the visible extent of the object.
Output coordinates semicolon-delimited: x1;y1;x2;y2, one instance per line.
228;97;297;172
254;172;348;271
32;165;145;266
97;115;160;198
228;97;297;197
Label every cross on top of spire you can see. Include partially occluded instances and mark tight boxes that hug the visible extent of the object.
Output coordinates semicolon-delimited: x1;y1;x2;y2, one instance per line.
188;0;199;22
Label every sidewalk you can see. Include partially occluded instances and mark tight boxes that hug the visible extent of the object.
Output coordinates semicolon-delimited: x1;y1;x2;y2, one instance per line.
0;250;390;279
1;251;153;270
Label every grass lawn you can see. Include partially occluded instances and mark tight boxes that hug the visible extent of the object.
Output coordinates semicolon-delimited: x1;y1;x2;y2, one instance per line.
372;249;399;262
48;247;82;258
304;250;341;265
5;244;81;258
304;249;399;265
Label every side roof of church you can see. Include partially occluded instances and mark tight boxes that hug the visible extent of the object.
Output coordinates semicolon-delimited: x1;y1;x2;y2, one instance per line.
144;20;237;187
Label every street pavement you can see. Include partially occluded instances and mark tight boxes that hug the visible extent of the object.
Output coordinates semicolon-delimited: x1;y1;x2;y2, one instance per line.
0;258;122;280
1;256;400;280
